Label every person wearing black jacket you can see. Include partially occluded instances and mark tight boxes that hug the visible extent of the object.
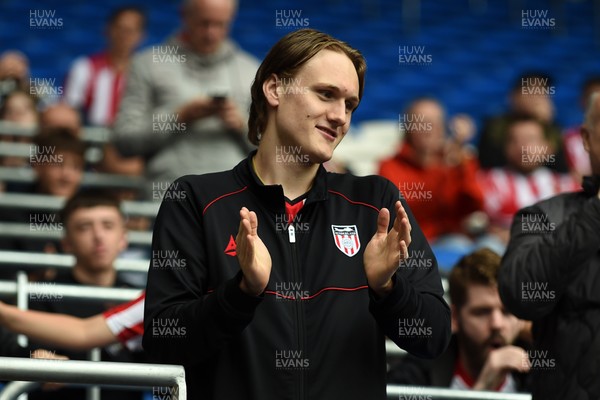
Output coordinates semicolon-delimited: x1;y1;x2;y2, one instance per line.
143;28;451;400
389;249;531;392
498;91;600;399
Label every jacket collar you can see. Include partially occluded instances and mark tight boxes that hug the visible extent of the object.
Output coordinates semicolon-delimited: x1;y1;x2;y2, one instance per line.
233;150;329;213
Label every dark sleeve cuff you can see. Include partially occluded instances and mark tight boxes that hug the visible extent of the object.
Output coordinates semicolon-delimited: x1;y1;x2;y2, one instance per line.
218;271;264;319
369;274;411;316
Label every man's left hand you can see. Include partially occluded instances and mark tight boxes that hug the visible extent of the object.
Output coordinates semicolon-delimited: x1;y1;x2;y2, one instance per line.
363;200;411;297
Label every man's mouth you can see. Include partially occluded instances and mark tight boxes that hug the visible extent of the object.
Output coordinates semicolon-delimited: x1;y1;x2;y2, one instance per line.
487;336;507;349
317;125;338;141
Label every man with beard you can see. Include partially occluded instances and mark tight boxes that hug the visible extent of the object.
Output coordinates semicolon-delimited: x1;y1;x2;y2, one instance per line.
388;248;531;392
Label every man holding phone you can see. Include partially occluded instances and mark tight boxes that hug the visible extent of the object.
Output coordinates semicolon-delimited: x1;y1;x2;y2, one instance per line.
113;0;259;187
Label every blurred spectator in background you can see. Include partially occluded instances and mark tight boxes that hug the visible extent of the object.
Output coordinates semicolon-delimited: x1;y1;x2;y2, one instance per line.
498;92;600;400
0;292;145;352
39;103;81;137
0;51;30;107
0;89;38;128
64;6;145;127
478;73;569;172
41;101;149;237
30;130;86;198
388;248;531;392
0;50;59;109
562;76;600;180
0;131;85;253
29;189;144;400
64;6;146;178
113;0;259;189
478;115;578;247
0;89;39;168
378;98;485;248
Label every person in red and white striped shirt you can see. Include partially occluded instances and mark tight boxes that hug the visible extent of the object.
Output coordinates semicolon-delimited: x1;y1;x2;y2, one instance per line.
63;7;145;127
479;115;579;245
0;292;145;352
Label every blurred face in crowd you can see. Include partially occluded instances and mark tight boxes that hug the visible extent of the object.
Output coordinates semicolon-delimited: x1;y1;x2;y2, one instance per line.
582;94;600;175
1;91;37;127
511;88;554;123
452;284;522;371
34;152;84;198
182;0;236;55
263;49;359;164
0;51;29;82
63;206;127;272
580;84;600;111
107;10;145;56
40;104;81;136
405;100;445;156
505;120;550;174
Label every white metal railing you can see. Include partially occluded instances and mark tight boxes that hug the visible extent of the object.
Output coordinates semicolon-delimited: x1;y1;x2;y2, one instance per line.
0;167;146;190
0;357;186;400
0;121;110;143
0;142;103;164
0;275;143;400
0;279;141;303
387;386;531;399
0;381;40;400
0;251;148;273
0;192;159;218
0;276;523;400
0;222;152;246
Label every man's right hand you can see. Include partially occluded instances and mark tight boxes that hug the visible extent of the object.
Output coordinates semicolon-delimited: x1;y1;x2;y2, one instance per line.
473;345;530;391
176;98;218;123
236;207;272;296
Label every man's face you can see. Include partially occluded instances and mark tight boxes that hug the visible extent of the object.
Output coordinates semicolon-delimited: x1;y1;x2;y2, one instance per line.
34;152;84;198
406;100;445;155
0;52;28;81
511;89;554;122
505;120;549;173
2;92;37;127
63;206;127;272
582;96;600;175
182;0;235;55
453;284;522;369
40;105;81;136
107;11;145;55
266;49;360;164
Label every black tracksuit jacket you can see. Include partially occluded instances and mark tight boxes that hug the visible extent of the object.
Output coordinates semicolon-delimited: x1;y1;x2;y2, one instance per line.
499;188;600;400
143;152;451;400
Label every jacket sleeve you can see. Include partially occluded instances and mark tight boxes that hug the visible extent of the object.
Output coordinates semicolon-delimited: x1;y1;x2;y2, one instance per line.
142;178;263;367
112;53;177;158
498;195;600;320
387;354;431;385
369;180;451;359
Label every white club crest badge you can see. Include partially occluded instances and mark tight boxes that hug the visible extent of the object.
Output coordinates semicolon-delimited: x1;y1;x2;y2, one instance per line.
331;225;361;257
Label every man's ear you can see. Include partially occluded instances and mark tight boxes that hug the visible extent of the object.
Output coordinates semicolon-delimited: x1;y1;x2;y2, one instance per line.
61;235;72;254
450;304;459;334
263;74;280;107
581;126;591;154
118;223;128;254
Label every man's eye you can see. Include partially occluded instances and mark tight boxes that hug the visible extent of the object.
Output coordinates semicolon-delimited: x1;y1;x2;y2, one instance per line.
319;90;333;99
